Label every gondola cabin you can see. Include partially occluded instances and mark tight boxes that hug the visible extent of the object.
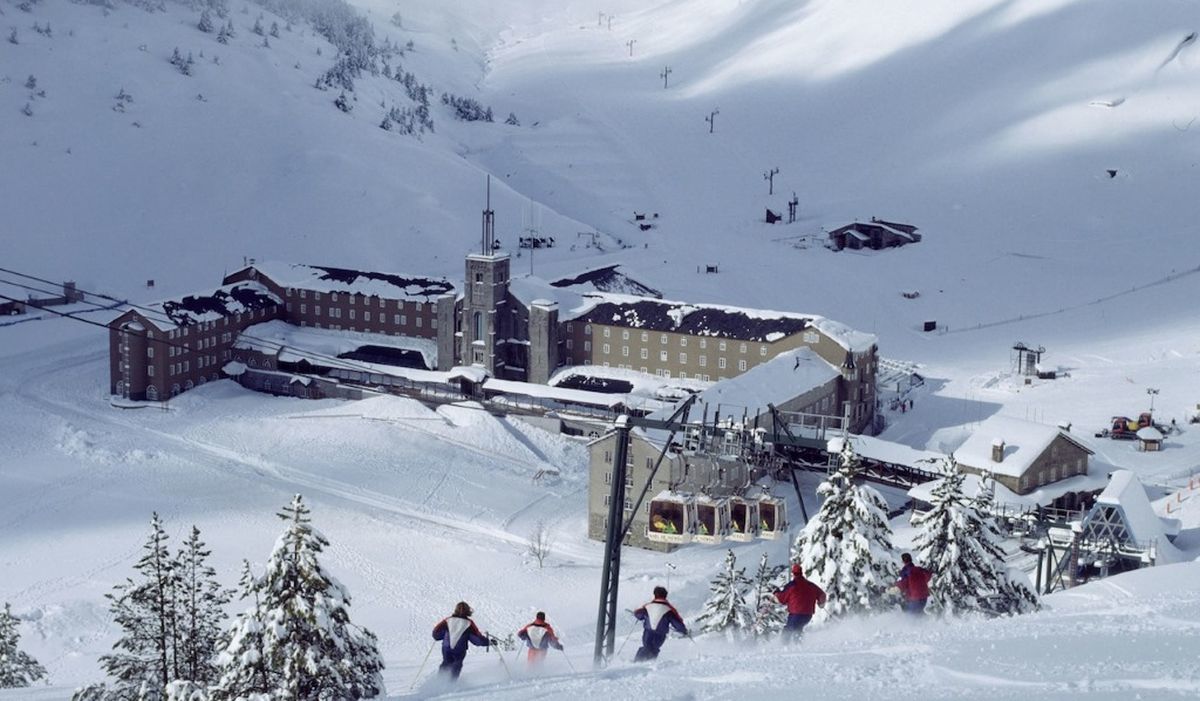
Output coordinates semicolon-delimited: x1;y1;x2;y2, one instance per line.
647;491;697;544
758;497;787;540
694;497;731;545
726;497;760;542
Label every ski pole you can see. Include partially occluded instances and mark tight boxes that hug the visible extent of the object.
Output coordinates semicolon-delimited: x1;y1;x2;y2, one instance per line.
493;642;513;681
408;641;435;691
615;621;639;657
559;647;578;673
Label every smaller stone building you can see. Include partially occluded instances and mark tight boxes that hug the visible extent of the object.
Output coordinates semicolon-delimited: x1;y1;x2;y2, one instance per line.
955;415;1094;496
587;428;684;552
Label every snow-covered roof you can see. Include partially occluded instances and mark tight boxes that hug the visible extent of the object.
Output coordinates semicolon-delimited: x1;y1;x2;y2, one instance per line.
908;470;1110;510
237;262;456;301
569;291;876;351
507;275;595;317
483;378;625;409
682;347;839;417
1136;427;1163;441
828;435;943;471
953;415;1092;478
1094;470;1179;541
134;281;281;330
550;264;662;298
233;319;438;369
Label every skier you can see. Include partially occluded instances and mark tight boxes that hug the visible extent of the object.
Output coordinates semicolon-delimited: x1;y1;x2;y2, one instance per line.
517;611;563;666
632;586;688;661
773;564;826;640
895;553;931;615
432;601;491;680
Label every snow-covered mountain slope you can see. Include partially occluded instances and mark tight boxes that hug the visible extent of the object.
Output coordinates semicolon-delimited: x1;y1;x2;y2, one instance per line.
4;0;1197;361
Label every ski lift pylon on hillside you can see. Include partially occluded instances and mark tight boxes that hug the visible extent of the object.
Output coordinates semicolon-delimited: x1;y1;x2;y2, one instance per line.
758;496;787;540
726;496;760;542
694;496;731;545
647;491;697;544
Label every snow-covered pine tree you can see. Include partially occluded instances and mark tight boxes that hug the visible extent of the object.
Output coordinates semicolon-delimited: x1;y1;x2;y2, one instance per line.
792;440;898;619
972;473;1039;614
198;10;214;33
269;21;278;38
748;552;786;638
912;458;1038;617
175;526;230;686
98;513;182;700
210;561;271;701
252;16;263;36
694;550;753;636
0;602;47;688
257;495;384;699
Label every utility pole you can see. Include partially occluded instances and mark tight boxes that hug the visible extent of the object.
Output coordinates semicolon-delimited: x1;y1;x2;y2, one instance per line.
598;11;604;27
626;38;636;57
788;192;798;223
660;65;672;88
1147;387;1159;413
608;15;613;30
705;108;719;133
764;167;779;195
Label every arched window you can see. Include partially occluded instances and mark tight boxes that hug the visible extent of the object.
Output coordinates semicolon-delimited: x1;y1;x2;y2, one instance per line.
116;380;128;398
185;380;194;391
473;311;483;339
171;384;181;397
146;385;159;401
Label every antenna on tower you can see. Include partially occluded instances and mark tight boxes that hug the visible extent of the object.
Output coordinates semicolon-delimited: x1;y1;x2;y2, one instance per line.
482;175;495;255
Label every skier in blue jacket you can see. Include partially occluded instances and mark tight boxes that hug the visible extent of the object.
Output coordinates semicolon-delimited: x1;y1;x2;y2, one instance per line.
633;586;688;662
432;601;490;680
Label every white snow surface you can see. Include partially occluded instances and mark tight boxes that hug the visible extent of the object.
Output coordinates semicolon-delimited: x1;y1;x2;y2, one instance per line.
4;0;1200;698
234;319;439;369
681;347;839;418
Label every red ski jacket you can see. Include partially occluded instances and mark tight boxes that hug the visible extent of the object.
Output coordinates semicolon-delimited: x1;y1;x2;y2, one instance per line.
774;576;827;615
897;564;931;601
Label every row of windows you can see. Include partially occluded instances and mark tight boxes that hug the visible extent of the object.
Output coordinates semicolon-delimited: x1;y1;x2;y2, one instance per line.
1018;457;1087;490
163;308;272;341
290;288;430;310
293;303;433;329
592;342;749;371
580;324;774;354
165;351;229;377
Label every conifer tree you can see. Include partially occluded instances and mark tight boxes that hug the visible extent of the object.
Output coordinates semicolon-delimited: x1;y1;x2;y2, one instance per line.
748;552;786;638
0;602;47;688
220;495;384;699
198;10;214;33
175;527;231;685
210;561;271;700
98;513;181;700
792;441;898;619
695;550;753;635
913;459;1038;616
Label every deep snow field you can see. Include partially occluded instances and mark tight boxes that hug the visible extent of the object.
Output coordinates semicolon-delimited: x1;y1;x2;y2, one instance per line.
3;0;1200;698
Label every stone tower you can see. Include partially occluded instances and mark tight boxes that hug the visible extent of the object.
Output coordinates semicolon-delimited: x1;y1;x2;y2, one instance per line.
461;177;511;374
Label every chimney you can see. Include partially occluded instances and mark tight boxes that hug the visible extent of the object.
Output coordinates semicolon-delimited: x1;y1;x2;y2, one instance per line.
991;438;1005;463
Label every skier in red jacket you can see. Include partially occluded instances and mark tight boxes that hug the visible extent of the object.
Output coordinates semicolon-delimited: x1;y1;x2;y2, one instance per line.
896;553;932;615
774;564;826;639
517;611;563;666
